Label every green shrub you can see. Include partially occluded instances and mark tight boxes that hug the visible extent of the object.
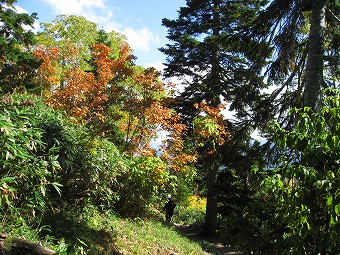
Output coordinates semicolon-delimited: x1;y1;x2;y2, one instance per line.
114;155;171;216
264;91;340;254
221;90;340;254
173;195;206;225
0;93;63;225
87;138;128;209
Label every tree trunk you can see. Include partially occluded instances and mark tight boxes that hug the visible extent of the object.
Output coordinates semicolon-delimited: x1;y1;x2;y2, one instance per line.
202;0;221;237
0;233;55;255
304;0;326;111
202;161;219;236
209;0;222;108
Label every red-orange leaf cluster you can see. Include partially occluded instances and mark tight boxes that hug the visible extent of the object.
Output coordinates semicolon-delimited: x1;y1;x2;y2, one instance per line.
44;43;133;122
33;46;60;86
35;40;198;174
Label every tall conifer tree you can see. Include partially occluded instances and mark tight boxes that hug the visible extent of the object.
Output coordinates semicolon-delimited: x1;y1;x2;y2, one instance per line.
161;0;265;236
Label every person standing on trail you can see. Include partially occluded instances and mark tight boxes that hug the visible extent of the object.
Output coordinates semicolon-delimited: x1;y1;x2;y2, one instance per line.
164;194;176;222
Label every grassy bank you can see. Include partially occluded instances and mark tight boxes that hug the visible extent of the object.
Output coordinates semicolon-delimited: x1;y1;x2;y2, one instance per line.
110;216;207;255
1;206;208;255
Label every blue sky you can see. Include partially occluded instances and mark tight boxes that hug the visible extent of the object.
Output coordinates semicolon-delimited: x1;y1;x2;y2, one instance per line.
15;0;186;69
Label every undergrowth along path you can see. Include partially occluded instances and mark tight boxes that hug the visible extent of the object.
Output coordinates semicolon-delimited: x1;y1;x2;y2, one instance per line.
173;223;243;255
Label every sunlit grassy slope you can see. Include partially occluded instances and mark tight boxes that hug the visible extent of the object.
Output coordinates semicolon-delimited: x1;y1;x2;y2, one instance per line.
38;206;209;255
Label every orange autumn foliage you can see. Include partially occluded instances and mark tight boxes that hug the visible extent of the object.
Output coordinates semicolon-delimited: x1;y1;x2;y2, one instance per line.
112;43;135;78
120;67;167;154
44;43;135;122
33;46;60;86
133;67;164;92
157;108;197;172
118;67;195;169
35;40;197;173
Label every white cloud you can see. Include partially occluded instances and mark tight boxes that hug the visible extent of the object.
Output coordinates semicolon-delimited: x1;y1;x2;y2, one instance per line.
122;27;159;52
103;20;160;52
144;62;164;71
39;0;158;53
221;102;237;120
41;0;105;14
142;62;189;94
150;130;168;150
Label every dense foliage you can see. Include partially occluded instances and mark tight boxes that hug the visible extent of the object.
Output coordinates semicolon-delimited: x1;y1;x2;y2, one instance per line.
220;90;340;254
265;90;340;254
0;0;339;254
160;0;266;236
161;0;339;252
0;0;40;94
0;93;62;224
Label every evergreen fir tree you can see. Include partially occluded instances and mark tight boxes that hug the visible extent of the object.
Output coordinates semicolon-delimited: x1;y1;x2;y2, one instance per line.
160;0;266;236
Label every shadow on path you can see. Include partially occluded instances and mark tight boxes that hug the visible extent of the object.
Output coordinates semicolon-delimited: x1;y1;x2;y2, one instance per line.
173;223;243;255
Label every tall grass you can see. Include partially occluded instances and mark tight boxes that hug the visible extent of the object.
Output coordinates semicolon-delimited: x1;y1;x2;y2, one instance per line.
3;206;208;255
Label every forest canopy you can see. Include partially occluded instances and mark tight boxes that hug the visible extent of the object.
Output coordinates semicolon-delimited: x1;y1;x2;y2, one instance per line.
1;0;339;254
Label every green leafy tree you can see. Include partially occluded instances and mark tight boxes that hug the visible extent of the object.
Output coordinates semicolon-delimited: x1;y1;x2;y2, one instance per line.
0;0;40;94
261;89;340;254
36;14;104;91
114;155;170;216
37;15;129;77
265;90;340;254
37;15;99;71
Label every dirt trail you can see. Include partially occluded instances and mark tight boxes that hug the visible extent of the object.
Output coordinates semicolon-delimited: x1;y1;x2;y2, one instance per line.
173;224;243;255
